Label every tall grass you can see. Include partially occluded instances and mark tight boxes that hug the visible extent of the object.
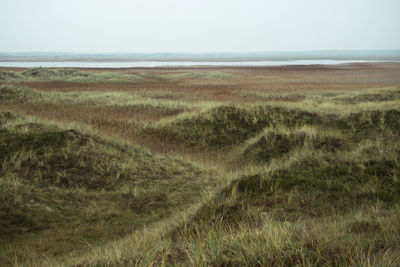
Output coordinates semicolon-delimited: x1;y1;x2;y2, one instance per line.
0;68;234;83
0;111;220;265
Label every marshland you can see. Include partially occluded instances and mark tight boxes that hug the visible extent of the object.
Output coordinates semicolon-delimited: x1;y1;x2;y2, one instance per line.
0;63;400;266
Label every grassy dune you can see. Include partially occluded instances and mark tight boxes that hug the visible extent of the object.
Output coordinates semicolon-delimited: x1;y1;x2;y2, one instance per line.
0;111;218;265
0;68;399;266
0;68;233;83
0;68;142;83
72;85;400;266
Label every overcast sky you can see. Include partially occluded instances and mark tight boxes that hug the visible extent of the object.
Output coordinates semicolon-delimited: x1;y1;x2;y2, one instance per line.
1;0;399;53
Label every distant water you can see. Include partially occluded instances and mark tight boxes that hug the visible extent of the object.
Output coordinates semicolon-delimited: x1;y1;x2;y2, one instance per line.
0;60;398;68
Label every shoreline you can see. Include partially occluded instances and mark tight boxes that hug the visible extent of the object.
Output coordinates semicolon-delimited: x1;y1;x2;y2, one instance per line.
1;60;400;69
1;61;400;72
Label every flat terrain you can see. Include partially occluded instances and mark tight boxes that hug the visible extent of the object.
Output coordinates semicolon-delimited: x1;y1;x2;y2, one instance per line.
1;63;400;266
3;63;400;96
2;63;400;157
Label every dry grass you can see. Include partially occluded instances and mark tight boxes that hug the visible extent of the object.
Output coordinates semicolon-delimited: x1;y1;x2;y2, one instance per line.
2;63;400;103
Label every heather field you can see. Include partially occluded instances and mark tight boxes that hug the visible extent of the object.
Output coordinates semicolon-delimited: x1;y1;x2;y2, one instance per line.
1;63;400;266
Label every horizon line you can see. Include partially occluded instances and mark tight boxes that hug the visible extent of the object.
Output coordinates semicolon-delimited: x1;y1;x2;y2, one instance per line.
1;49;400;55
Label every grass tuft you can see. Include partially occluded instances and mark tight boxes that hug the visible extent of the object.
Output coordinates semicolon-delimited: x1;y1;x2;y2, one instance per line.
0;85;43;103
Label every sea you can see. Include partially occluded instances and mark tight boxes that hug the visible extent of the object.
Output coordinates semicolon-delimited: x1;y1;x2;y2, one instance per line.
0;59;399;68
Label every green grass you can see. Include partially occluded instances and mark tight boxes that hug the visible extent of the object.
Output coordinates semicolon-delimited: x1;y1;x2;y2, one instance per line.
73;129;400;266
0;68;142;83
1;72;400;266
67;84;400;266
0;111;219;265
0;85;44;103
158;71;233;80
146;105;327;148
230;126;350;167
0;68;234;83
331;86;400;103
143;86;400;151
0;84;206;112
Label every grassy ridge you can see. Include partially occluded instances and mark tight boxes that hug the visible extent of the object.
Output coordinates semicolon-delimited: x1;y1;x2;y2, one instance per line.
146;105;326;148
0;68;233;83
0;68;141;82
76;140;400;266
0;85;44;103
231;126;350;167
162;136;400;265
144;86;400;150
0;84;186;106
0;111;219;265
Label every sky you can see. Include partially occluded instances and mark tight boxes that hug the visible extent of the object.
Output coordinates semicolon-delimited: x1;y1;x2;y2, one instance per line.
0;0;399;53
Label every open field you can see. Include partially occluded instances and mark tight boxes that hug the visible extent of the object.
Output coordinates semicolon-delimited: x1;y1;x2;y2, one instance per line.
1;63;400;266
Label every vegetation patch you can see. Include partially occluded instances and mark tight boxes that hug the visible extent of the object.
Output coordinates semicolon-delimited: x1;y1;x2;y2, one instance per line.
0;68;142;83
335;109;400;137
332;86;400;103
236;126;349;165
159;71;233;80
1;70;400;266
0;111;218;262
0;85;44;103
147;105;327;148
0;70;21;81
193;139;399;230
